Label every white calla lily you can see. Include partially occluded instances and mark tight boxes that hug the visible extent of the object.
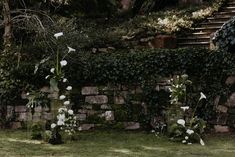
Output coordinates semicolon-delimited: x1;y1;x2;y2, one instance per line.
54;32;63;39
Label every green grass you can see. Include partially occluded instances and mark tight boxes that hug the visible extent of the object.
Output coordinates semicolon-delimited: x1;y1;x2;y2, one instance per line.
0;130;235;157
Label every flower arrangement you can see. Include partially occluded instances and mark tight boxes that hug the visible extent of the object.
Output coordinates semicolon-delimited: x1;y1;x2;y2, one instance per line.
26;32;78;144
167;74;206;145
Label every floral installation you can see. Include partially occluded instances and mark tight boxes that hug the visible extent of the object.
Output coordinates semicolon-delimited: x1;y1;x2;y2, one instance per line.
167;74;206;146
26;32;78;144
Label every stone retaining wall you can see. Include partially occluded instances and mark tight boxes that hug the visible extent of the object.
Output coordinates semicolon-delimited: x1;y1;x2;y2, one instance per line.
5;75;235;132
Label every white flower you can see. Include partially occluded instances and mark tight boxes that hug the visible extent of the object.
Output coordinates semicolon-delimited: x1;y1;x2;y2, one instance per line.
57;120;64;126
58;107;67;113
50;68;55;73
26;92;30;96
200;138;205;146
57;114;65;121
78;127;82;131
51;123;56;129
54;32;63;39
59;95;66;100
67;46;76;53
186;129;194;135
64;101;70;105
63;78;68;82
185;136;189;140
187;142;192;145
66;86;72;91
199;92;206;100
177;119;185;127
180;106;189;112
68;109;74;115
182;140;186;144
45;75;50;79
60;60;67;67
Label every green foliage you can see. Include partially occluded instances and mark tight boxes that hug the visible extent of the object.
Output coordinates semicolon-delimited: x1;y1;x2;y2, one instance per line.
30;122;44;140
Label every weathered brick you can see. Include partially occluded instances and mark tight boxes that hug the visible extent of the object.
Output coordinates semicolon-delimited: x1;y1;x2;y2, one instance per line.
79;124;95;131
101;104;111;110
85;95;108;104
101;111;114;121
217;105;228;113
11;122;22;129
16;113;27;121
114;96;125;105
15;106;27;112
124;122;140;130
82;87;99;95
77;114;86;121
214;125;230;133
216;113;228;125
42;113;53;120
226;75;235;85
227;93;235;107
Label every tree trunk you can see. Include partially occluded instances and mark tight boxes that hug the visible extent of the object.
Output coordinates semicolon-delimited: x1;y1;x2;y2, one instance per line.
2;0;12;48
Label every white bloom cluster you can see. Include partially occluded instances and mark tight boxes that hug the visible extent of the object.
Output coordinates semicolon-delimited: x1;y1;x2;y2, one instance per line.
192;7;213;20
51;107;77;135
157;15;192;33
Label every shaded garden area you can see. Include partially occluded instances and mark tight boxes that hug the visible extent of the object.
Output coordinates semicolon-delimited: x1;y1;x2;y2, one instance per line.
1;0;235;156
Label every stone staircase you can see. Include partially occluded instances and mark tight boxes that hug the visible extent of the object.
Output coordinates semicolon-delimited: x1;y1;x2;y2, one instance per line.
177;0;235;48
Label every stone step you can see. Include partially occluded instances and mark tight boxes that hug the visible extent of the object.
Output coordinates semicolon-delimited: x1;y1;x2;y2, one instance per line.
193;26;221;32
214;11;235;16
191;32;211;38
227;1;235;5
200;22;224;28
207;15;234;20
222;6;235;9
178;41;210;47
178;36;210;41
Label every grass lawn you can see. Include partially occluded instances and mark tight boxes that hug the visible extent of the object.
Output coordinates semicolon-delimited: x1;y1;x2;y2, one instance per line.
0;130;235;157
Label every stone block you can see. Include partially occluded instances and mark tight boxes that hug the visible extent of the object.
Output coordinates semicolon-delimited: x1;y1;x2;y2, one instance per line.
101;104;112;110
7;106;14;118
150;35;177;49
78;109;88;114
227;93;235;107
216;113;228;125
11;122;22;129
214;96;220;107
82;87;99;95
217;105;228;113
15;106;27;112
34;106;42;112
114;96;125;105
101;111;114;121
42;113;53;120
226;75;235;85
16;113;27;121
85;95;108;104
214;125;230;133
124;122;140;130
77;114;86;121
135;87;143;94
79;124;95;131
81;105;93;110
120;0;132;10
